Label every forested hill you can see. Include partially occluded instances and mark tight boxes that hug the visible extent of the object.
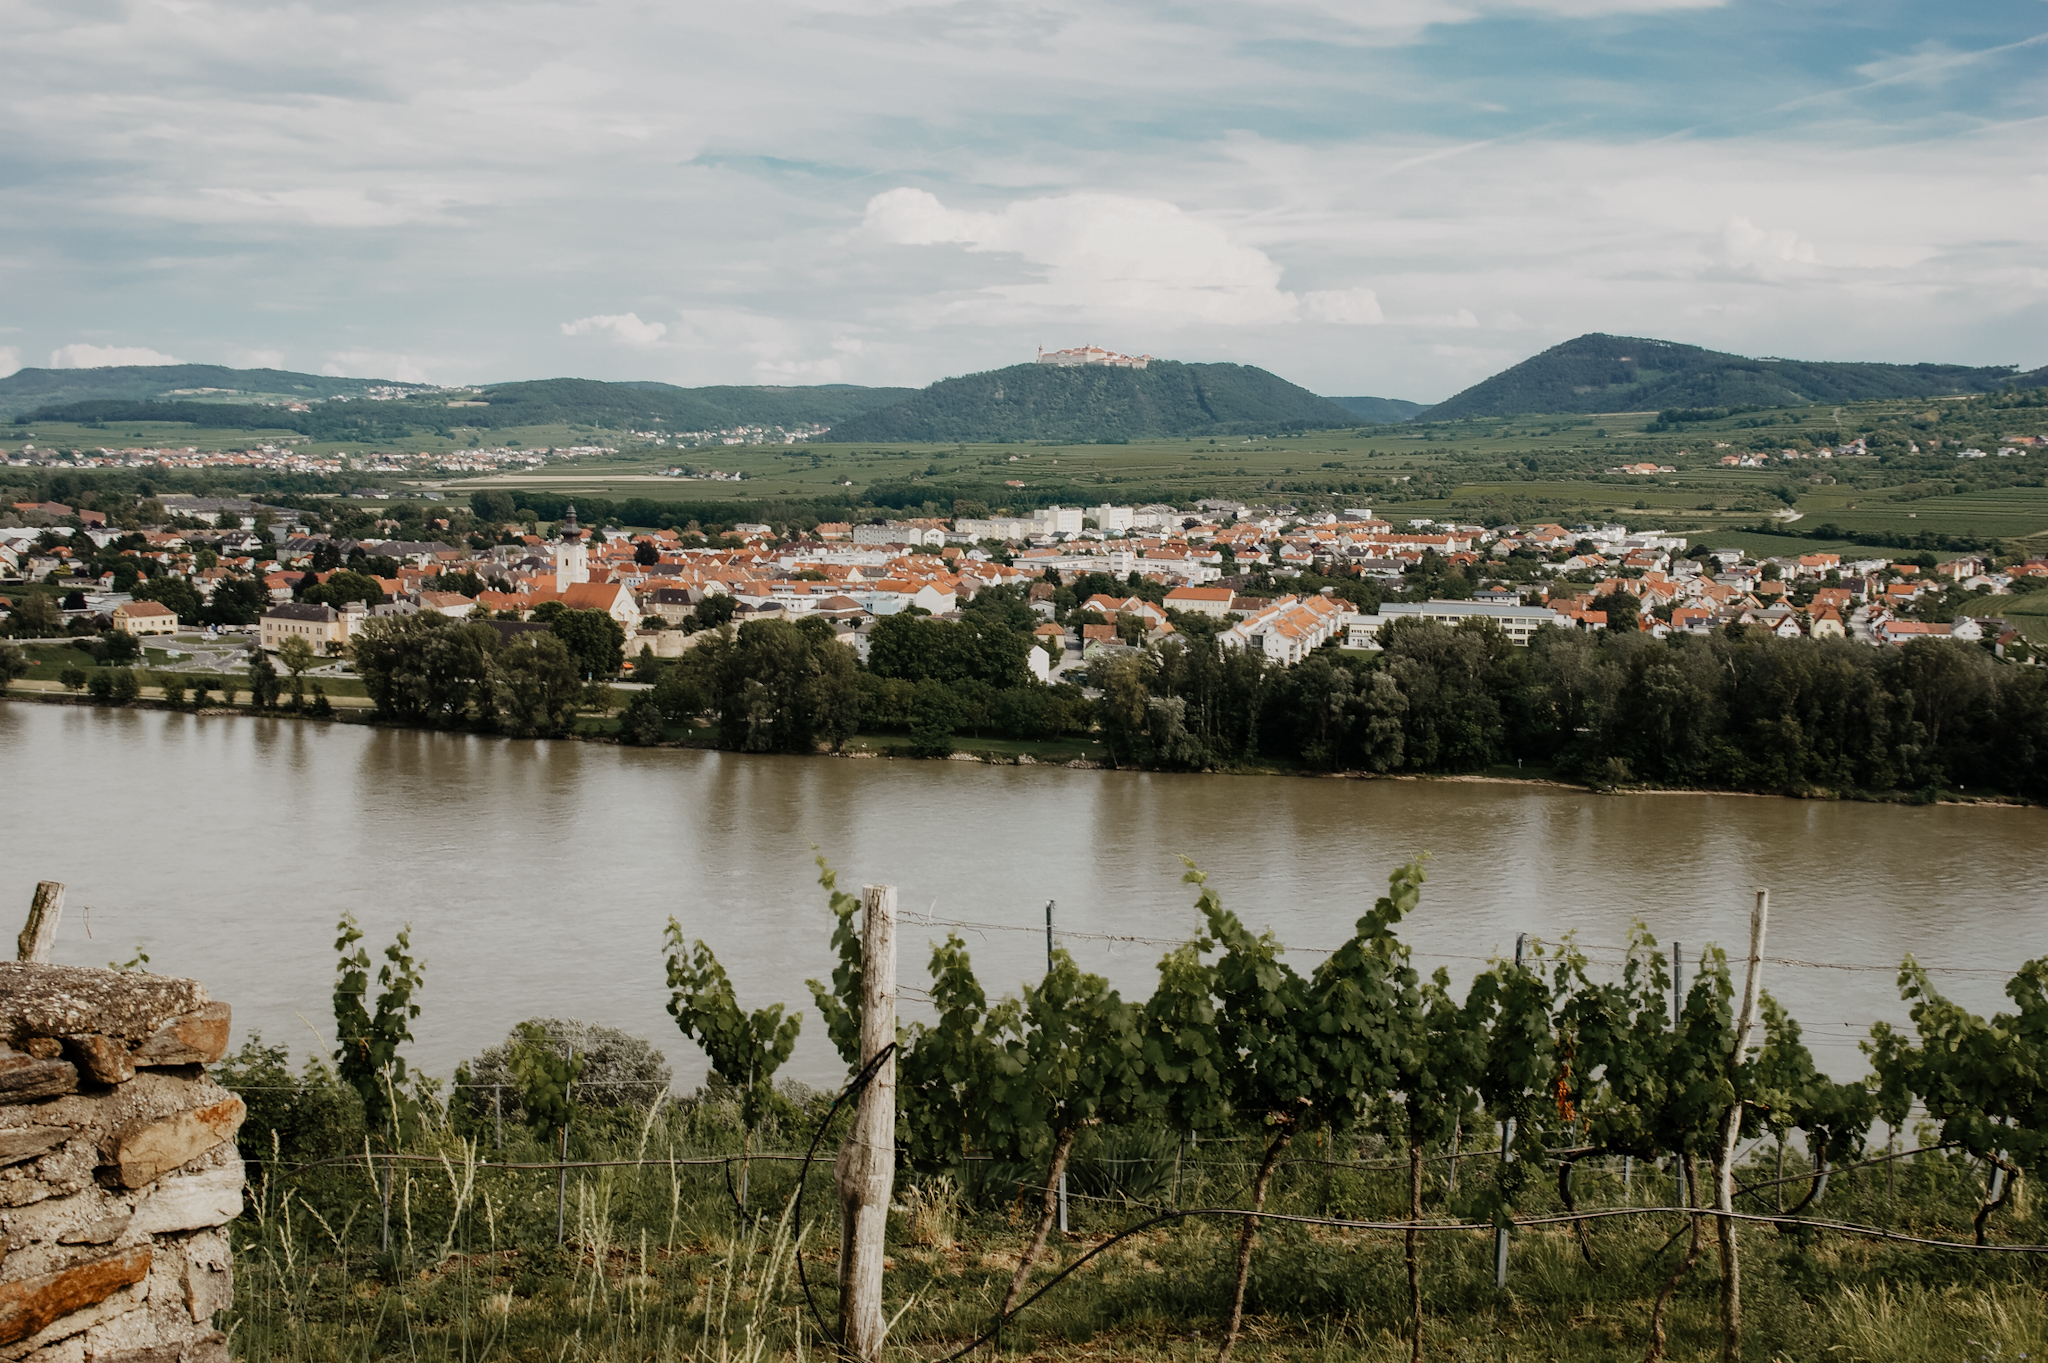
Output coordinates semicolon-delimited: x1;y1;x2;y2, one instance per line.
1327;395;1431;423
8;366;914;434
1427;333;2048;420
463;378;913;431
827;361;1361;442
0;364;405;418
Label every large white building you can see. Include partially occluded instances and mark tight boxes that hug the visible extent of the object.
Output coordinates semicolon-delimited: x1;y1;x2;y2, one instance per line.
1349;599;1562;649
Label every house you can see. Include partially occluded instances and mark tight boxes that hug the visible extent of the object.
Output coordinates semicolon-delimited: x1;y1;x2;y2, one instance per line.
1219;595;1347;665
416;590;479;618
1809;608;1846;640
560;580;640;631
259;600;364;654
1164;586;1236;618
110;601;179;636
1082;595;1169;629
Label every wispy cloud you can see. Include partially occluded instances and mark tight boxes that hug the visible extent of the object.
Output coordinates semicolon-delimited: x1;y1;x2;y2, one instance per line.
562;313;671;346
49;343;183;369
0;0;2039;399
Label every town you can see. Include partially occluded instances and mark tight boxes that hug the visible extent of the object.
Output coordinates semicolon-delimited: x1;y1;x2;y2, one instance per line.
3;492;2037;672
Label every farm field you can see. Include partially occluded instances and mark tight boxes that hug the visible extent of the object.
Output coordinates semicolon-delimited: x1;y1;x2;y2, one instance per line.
1795;483;2048;542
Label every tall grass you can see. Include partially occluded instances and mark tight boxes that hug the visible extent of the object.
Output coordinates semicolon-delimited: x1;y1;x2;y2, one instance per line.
227;1100;2048;1363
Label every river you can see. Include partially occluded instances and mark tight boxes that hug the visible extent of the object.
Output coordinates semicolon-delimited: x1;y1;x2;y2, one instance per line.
3;702;2040;1088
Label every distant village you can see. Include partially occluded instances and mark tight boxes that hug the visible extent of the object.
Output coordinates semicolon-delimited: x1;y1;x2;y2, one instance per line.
2;492;2040;671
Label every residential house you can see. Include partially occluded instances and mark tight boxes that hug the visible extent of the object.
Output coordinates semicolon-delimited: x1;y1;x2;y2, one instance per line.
110;601;179;636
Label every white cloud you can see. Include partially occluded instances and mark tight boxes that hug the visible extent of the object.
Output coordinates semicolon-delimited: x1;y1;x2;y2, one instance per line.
862;188;1382;327
49;343;183;369
0;347;20;378
1720;216;1819;276
561;313;671;345
322;352;434;383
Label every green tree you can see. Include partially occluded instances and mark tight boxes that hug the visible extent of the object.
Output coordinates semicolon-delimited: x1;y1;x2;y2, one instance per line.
0;642;31;692
59;665;87;695
550;608;626;680
6;592;64;638
304;570;385;609
202;576;269;627
352;613;496;725
246;653;281;709
131;575;201;623
488;632;583;737
109;668;141;705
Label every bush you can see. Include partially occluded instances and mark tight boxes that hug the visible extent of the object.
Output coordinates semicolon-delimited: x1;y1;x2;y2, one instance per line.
213;1035;364;1166
619;690;667;745
454;1017;673;1130
86;669;115;703
157;673;187;707
109;669;141;705
58;665;87;694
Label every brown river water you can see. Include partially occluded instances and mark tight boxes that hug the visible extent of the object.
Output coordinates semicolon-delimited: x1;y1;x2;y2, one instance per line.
3;702;2041;1087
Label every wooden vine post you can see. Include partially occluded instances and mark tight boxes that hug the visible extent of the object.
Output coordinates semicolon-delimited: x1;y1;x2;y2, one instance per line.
1714;891;1768;1363
837;884;896;1361
18;881;64;961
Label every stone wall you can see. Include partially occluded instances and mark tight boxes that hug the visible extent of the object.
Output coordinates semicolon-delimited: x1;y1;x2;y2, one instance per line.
0;963;241;1363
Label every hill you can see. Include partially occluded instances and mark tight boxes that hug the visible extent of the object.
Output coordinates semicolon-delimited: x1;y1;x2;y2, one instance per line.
0;364;407;419
462;378;912;431
9;365;914;436
828;361;1359;442
1327;395;1431;423
1426;334;2048;421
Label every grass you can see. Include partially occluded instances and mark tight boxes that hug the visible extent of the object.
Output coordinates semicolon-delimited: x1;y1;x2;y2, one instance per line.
229;1096;2048;1363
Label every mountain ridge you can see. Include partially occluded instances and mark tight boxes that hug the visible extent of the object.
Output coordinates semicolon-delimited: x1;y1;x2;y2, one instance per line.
827;360;1361;442
1426;333;2047;421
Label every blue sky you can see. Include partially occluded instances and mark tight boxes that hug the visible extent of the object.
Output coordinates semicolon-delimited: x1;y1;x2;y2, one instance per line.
1;0;2042;401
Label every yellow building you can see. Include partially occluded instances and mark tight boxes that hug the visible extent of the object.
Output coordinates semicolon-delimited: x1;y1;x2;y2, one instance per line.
110;601;180;635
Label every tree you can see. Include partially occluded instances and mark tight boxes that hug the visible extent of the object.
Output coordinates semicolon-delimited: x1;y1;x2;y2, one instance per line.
550;608;626;680
109;668;141;705
246;653;281;709
1603;590;1641;633
202;576;269;628
0;643;28;692
352;613;497;725
5;593;62;639
304;570;385;609
131;575;201;623
488;632;582;737
470;489;516;523
619;691;667;745
59;666;86;695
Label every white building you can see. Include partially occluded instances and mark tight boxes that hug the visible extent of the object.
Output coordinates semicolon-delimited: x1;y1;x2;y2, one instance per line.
1089;504;1136;533
1350;599;1562;649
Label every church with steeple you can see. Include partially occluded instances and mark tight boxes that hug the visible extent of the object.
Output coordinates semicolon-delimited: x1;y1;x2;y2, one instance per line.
553;503;590;587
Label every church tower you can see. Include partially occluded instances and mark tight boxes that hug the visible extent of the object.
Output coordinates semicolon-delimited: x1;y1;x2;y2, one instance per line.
554;503;590;587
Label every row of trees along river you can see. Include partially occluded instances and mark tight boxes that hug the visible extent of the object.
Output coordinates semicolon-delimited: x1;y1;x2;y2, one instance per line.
307;580;2048;799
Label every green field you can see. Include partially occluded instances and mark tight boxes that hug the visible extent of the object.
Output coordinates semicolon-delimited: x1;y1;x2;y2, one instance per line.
9;387;2047;553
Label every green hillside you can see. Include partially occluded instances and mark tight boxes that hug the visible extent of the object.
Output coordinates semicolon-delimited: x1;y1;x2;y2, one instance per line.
829;361;1359;442
1427;333;2047;421
13;370;913;439
464;377;912;431
1327;395;1431;423
0;364;407;418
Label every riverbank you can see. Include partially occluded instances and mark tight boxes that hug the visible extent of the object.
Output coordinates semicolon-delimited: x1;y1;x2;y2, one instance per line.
3;684;2034;808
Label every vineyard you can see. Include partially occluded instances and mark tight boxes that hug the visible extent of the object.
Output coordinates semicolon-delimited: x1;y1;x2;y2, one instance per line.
222;858;2048;1363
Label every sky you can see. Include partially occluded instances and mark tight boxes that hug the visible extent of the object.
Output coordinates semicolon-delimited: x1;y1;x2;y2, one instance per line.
1;0;2044;403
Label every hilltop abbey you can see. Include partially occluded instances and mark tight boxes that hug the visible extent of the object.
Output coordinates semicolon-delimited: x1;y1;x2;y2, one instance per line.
1035;345;1151;369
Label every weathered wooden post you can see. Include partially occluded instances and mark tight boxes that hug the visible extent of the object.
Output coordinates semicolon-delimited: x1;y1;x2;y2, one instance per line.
1492;931;1525;1289
1715;892;1767;1363
17;881;64;962
837;884;896;1361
